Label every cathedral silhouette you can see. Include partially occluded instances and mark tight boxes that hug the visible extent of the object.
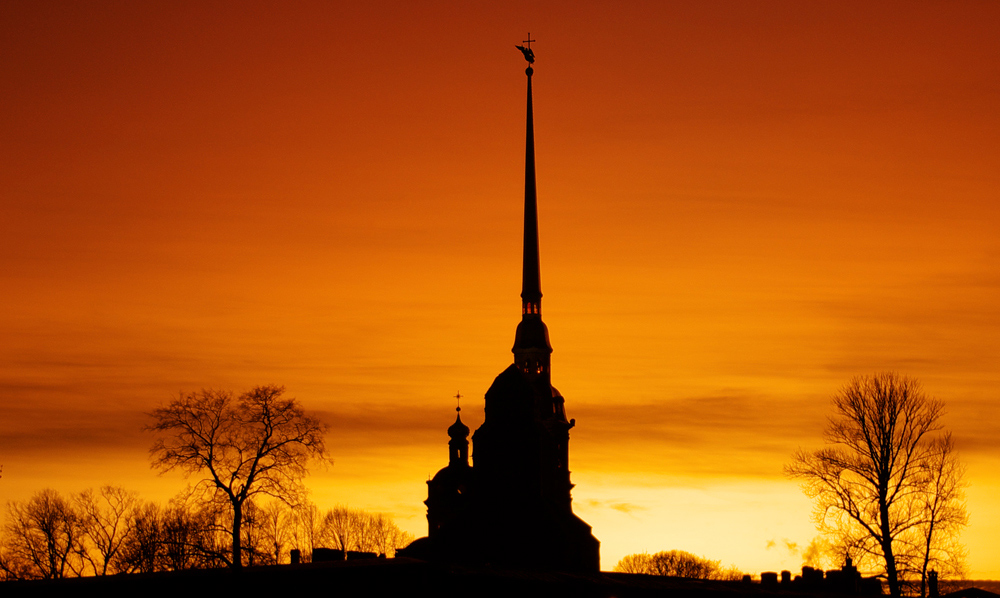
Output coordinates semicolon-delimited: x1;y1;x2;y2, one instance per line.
404;46;601;572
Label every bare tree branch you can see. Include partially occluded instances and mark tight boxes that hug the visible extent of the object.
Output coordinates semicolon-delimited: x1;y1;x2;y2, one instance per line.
146;385;328;568
785;373;967;597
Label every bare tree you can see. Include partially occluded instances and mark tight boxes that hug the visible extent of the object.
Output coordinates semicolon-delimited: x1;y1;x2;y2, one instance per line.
159;498;227;570
239;499;272;567
232;498;302;565
612;550;741;580
365;512;414;558
917;434;969;597
320;506;362;554
259;500;295;564
114;494;230;573
613;552;655;574
290;501;322;561
786;373;966;597
384;518;415;558
654;550;717;579
1;489;85;579
313;505;414;558
147;385;328;568
76;485;139;575
117;501;162;574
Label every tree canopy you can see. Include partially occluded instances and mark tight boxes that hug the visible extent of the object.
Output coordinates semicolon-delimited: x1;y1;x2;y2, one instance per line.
787;373;967;597
613;550;743;580
147;385;328;568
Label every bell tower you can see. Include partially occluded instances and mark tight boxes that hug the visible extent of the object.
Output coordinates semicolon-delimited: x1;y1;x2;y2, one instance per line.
411;39;600;572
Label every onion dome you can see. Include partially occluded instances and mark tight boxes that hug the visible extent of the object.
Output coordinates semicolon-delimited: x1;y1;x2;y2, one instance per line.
448;409;469;440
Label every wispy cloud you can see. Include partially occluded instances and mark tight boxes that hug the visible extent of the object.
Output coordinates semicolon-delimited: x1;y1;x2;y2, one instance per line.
583;498;647;515
568;392;824;478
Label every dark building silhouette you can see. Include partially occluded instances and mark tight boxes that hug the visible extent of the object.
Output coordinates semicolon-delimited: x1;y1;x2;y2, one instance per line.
406;49;600;572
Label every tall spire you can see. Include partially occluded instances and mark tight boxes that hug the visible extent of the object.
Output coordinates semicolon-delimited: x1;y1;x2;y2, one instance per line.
512;37;552;378
521;60;541;316
416;40;601;572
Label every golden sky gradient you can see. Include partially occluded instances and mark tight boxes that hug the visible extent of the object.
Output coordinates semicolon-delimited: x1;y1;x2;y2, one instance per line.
2;0;998;576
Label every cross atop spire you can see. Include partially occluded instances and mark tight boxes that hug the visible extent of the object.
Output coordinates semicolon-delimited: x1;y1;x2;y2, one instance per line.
515;33;535;64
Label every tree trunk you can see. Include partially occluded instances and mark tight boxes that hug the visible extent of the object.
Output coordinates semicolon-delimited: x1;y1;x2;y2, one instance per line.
232;502;243;569
879;493;900;597
920;518;936;598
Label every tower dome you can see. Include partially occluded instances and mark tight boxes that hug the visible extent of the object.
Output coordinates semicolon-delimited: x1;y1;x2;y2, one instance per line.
448;411;469;440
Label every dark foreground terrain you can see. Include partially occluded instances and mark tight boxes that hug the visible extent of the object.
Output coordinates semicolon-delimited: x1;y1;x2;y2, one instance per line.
2;558;994;598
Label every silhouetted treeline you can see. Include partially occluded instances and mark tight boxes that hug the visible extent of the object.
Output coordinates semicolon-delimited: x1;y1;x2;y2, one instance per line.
0;486;413;581
613;550;744;580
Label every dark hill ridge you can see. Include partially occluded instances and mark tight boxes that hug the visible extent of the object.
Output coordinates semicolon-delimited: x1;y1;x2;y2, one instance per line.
9;558;993;598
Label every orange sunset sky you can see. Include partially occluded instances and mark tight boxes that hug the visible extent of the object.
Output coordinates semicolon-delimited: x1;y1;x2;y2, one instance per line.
2;0;998;577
